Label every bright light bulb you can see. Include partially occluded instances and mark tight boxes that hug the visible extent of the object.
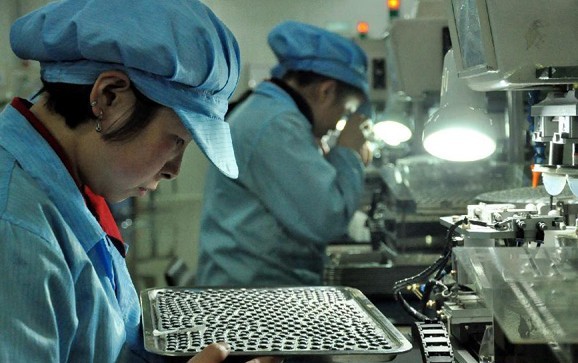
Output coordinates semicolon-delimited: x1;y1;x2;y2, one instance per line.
423;128;496;162
373;121;412;146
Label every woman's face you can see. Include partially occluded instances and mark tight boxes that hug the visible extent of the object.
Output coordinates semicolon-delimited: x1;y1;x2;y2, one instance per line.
308;80;361;138
82;106;192;203
313;93;361;138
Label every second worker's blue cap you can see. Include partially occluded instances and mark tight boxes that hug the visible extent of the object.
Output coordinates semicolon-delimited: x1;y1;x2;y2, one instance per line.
268;21;369;98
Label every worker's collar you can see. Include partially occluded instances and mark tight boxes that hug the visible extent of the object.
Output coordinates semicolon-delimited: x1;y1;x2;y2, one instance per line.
11;97;125;255
269;78;314;125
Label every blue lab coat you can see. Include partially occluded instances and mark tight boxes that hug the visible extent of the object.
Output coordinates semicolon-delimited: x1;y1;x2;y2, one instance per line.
197;81;365;287
0;101;160;362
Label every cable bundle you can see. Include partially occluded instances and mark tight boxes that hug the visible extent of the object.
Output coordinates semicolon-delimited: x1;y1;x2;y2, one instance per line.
392;217;486;321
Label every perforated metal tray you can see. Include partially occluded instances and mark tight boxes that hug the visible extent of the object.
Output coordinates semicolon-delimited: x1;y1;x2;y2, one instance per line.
141;286;411;361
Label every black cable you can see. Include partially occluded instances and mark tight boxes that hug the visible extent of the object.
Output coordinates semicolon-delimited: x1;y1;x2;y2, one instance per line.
392;256;447;290
393;217;468;321
394;291;429;321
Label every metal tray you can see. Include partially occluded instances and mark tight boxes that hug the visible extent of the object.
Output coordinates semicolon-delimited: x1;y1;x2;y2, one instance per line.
141;286;412;362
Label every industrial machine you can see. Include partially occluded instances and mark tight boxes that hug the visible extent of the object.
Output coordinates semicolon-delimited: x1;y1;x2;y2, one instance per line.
324;155;528;325
388;1;578;362
324;0;523;300
399;190;578;362
324;5;456;302
325;0;521;305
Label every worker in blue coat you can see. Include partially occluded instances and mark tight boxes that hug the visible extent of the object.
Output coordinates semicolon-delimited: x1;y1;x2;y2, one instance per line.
197;21;371;287
0;1;278;362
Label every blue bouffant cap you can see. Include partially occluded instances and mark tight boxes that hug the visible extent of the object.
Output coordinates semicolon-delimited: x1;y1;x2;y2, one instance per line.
268;21;369;97
10;0;241;178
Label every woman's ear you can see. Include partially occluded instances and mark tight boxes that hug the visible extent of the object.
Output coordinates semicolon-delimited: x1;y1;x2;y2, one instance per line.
88;71;136;130
89;70;132;109
316;79;338;105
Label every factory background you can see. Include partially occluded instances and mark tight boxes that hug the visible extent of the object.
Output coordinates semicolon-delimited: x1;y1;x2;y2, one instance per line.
4;1;578;361
1;0;419;290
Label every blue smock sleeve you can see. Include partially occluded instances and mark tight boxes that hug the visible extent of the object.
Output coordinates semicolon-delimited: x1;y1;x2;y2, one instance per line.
243;111;365;244
0;221;79;361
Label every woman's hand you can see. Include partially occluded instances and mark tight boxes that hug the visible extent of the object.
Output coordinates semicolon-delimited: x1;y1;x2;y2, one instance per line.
336;113;367;152
337;113;372;164
359;141;373;166
187;343;230;363
186;343;283;363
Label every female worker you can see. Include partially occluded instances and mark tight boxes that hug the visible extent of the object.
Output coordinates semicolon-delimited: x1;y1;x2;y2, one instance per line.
197;21;371;288
0;0;277;362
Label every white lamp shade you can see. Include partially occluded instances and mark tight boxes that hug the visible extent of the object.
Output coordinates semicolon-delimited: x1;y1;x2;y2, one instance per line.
422;49;497;162
423;105;496;161
373;93;414;146
373;120;412;146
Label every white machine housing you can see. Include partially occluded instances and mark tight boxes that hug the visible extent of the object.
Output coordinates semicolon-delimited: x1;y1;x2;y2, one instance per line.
385;16;449;99
446;0;578;91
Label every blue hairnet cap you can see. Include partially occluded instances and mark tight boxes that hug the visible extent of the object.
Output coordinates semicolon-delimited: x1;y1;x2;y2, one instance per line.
268;21;369;97
10;0;241;178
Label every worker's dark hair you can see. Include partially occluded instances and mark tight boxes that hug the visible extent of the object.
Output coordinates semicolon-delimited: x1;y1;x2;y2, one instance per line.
282;70;365;102
40;80;162;142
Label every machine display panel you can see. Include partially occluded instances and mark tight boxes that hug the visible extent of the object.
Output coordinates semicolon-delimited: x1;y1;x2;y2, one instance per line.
451;0;487;70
